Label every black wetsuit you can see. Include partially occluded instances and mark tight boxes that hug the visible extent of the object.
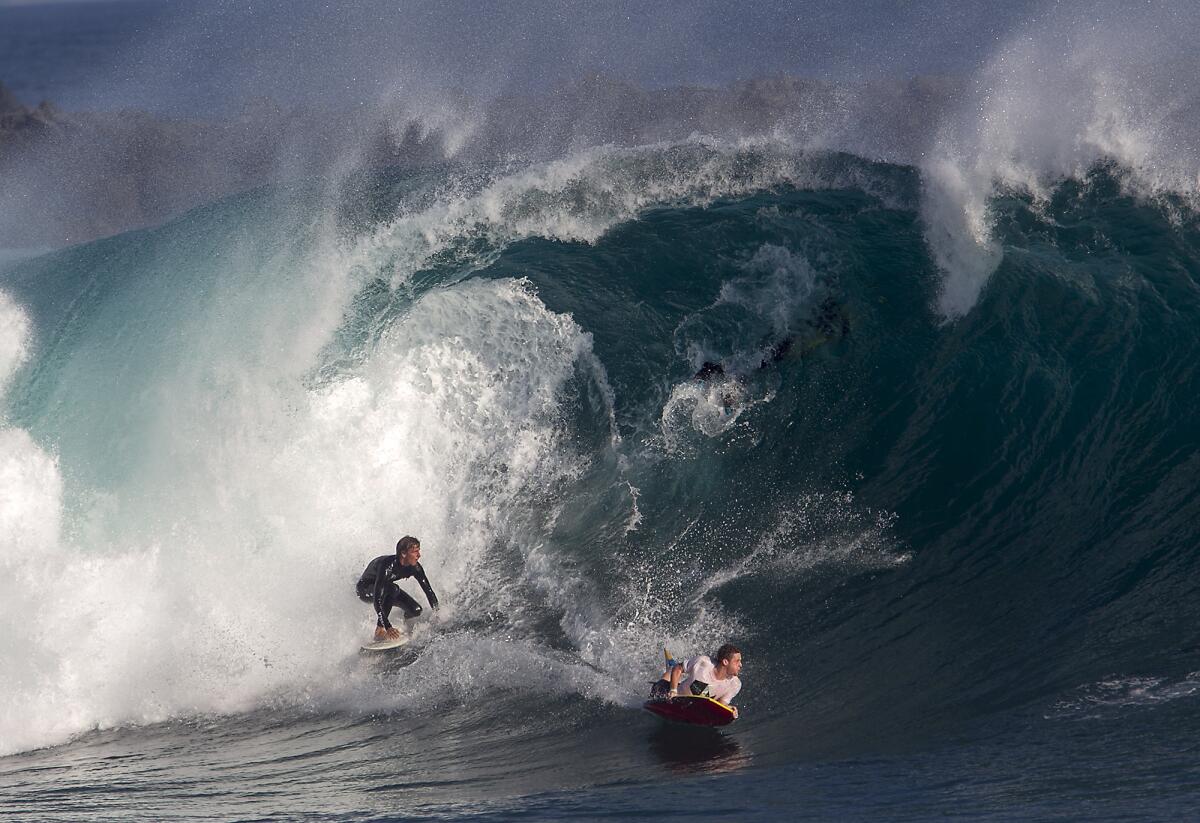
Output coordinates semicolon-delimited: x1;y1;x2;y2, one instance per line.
355;555;439;629
693;336;797;382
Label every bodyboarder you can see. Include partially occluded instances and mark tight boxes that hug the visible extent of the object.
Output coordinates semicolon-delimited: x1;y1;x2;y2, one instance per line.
650;643;743;718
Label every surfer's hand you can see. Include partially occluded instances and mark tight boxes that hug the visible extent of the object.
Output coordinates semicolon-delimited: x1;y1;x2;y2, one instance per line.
732;706;739;719
385;627;403;640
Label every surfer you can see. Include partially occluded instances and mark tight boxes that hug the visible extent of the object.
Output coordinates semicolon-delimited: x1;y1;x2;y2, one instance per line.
691;297;850;382
650;643;743;717
692;336;795;382
356;535;439;641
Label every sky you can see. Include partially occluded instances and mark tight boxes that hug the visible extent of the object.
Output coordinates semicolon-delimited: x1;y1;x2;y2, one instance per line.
0;0;1044;114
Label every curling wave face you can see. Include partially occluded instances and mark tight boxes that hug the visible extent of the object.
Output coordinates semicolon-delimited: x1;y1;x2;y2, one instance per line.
0;138;1198;811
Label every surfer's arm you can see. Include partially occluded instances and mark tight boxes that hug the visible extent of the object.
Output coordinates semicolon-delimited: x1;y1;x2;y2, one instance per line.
413;563;439;609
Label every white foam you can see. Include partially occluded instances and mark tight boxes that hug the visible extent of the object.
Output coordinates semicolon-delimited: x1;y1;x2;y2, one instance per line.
660;243;821;445
0;266;614;754
0;293;60;559
0;293;70;754
1047;672;1200;720
660;378;751;448
0;429;62;559
0;291;30;395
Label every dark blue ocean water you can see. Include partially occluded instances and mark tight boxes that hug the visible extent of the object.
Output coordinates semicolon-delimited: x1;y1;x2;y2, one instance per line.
4;4;1200;822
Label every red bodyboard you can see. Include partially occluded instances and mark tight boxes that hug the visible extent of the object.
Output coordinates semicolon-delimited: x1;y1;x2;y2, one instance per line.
643;694;736;726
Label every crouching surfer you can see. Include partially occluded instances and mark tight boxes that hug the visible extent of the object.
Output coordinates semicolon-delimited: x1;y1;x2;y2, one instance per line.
650;643;743;718
356;535;439;642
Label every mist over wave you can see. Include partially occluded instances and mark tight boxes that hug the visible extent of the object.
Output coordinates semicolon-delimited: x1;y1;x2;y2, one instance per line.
921;3;1200;316
2;2;1198;322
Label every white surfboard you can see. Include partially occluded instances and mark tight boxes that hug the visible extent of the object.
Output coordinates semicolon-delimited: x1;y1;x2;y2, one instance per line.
360;634;409;652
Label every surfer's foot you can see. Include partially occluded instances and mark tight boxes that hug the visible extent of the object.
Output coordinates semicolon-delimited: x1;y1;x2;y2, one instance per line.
374;626;389;641
385;627;403;640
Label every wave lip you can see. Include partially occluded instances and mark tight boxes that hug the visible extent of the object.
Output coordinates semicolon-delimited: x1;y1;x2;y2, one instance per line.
920;4;1200;318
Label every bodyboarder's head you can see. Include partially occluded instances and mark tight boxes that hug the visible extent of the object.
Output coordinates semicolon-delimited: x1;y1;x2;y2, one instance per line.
713;643;743;677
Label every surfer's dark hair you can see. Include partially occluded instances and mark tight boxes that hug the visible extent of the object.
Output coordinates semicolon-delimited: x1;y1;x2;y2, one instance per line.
714;643;741;665
396;535;420;553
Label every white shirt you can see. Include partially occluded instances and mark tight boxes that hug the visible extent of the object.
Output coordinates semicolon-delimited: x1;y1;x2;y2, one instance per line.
679;655;741;704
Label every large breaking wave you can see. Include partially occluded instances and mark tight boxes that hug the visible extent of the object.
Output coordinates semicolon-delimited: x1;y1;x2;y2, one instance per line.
2;129;1199;776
